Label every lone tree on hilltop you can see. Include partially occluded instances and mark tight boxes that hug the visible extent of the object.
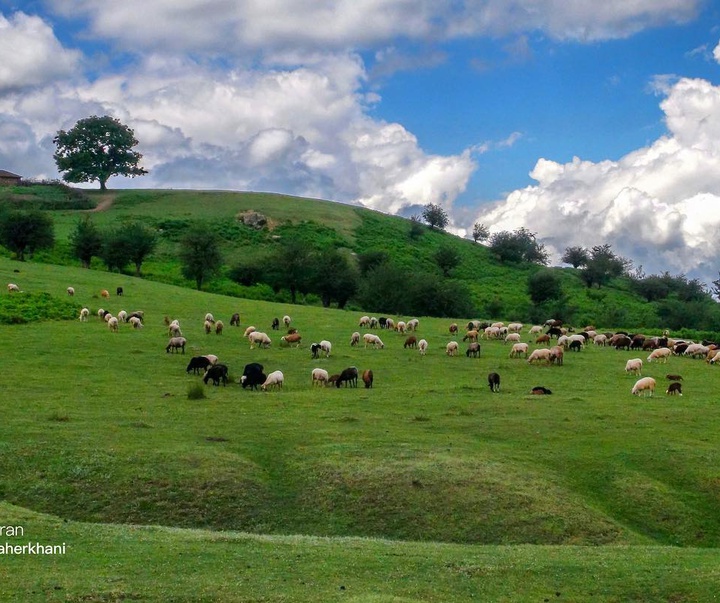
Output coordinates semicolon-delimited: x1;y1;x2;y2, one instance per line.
561;245;589;269
421;203;449;230
53;115;147;191
472;222;489;243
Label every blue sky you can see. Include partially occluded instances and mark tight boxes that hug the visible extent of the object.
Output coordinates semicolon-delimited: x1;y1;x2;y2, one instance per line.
2;1;720;282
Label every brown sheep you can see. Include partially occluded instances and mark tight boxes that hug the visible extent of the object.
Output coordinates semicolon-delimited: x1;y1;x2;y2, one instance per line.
535;334;550;344
404;335;417;349
362;369;374;389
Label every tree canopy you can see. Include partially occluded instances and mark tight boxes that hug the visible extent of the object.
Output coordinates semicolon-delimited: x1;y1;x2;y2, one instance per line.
421;203;449;230
53;115;147;191
0;209;54;261
488;227;548;265
179;223;223;290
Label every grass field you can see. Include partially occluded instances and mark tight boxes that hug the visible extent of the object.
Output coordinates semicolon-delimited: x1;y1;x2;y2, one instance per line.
2;255;720;600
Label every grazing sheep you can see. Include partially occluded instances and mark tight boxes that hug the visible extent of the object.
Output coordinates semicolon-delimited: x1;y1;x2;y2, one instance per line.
466;342;481;358
187;356;213;375
241;363;265;390
203;363;229;386
320;340;332;357
203;313;214;324
508;322;523;333
359;315;370;327
488;372;501;392
684;343;710;359
407;319;419;331
116;287;123;296
168;321;182;337
463;330;479;343
230;313;240;327
535;334;550;345
369;317;379;329
362;369;374;389
67;286;75;296
7;283;20;292
336;366;359;388
449;323;458;335
568;340;582;352
271;317;280;330
647;347;672;363
527;348;552;364
79;307;90;322
117;310;128;323
166;336;187;354
707;350;720;365
625;358;643;376
215;320;224;335
202;320;212;334
128;311;144;322
528;325;543;335
261;370;284;391
350;332;361;346
446;341;459;356
103;312;114;323
101;289;110;299
378;317;387;329
504;333;521;344
129;316;143;329
483;326;500;340
310;343;322;359
249;331;272;349
666;374;683;381
280;333;302;347
243;325;257;338
395;321;406;334
404;335;417;349
327;374;341;386
666;382;683;396
107;316;119;332
203;354;219;365
418;339;428;356
611;335;632;350
594;334;607;347
311;368;329;386
509;342;529;359
549;346;564;365
385;318;395;330
531;386;552;395
283;315;291;328
632;377;656;397
363;333;384;349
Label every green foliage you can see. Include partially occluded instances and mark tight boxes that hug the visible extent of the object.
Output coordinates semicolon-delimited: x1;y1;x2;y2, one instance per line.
0;181;94;210
0;209;55;261
357;249;390;276
408;215;426;240
53;115;148;190
561;245;589;268
421;203;449;230
187;382;206;400
472;222;490;243
527;268;563;305
0;291;79;324
433;244;461;277
489;227;548;265
308;247;360;308
69;216;103;268
580;244;631;288
179;222;223;290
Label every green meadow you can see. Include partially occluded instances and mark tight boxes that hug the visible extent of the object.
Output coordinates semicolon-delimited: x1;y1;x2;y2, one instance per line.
2;254;720;601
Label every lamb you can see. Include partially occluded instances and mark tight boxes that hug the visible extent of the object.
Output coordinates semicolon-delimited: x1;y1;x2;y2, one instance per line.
230;313;240;327
204;320;213;334
103;312;114;323
363;334;384;349
509;342;529;358
261;370;284;391
418;339;428;355
204;313;215;324
404;335;417;349
271;318;280;330
535;334;550;344
446;341;459;356
350;332;361;346
215;320;224;335
249;331;271;349
187;356;213;375
166;336;187;354
335;366;358;388
79;307;90;322
311;368;329;386
67;286;75;296
466;342;481;358
203;363;229;386
107;316;119;332
116;287;123;296
280;333;302;347
625;358;643;376
362;369;374;389
488;372;500;392
463;330;479;342
666;382;683;396
101;289;110;299
647;347;672;363
203;354;219;365
7;283;20;292
632;377;656;397
527;348;552;364
283;315;291;328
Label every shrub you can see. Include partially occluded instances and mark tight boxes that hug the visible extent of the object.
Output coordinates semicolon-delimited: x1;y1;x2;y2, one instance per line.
187;382;206;400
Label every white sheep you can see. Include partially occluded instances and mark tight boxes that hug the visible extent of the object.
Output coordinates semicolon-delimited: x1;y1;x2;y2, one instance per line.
261;370;284;391
684;343;709;359
528;325;543;335
507;322;523;333
350;332;360;346
385;318;395;330
504;333;521;344
625;358;643;375
169;321;182;337
203;354;219;365
363;333;384;349
509;342;529;358
490;321;504;329
97;308;106;319
395;321;406;333
708;350;720;365
311;368;329;386
418;339;428;355
632;377;656;397
67;286;75;296
79;307;90;322
359;315;370;327
527;348;552;364
107;316;119;332
647;347;672;363
283;315;291;327
215;320;224;335
103;313;113;323
7;283;20;293
129;316;143;329
117;310;128;322
249;331;272;349
204;313;215;324
594;334;607;347
319;340;332;357
446;341;459;356
407;318;419;331
243;325;257;338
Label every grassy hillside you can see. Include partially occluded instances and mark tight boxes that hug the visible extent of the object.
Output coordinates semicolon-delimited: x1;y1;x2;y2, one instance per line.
1;185;695;330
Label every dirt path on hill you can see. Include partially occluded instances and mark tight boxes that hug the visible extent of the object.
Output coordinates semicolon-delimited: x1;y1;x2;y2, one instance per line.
89;193;117;212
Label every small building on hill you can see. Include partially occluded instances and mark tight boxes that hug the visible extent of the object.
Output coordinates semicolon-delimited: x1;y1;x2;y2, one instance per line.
0;170;21;186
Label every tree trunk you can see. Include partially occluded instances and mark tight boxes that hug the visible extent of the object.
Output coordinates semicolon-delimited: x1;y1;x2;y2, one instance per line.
100;180;107;191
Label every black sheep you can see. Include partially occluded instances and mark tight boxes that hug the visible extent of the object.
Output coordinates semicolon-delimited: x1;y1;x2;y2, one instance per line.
186;356;212;375
488;372;500;393
203;364;228;386
241;363;266;390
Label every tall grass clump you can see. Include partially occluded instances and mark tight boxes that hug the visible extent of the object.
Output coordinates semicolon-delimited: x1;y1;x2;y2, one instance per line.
187;381;206;400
